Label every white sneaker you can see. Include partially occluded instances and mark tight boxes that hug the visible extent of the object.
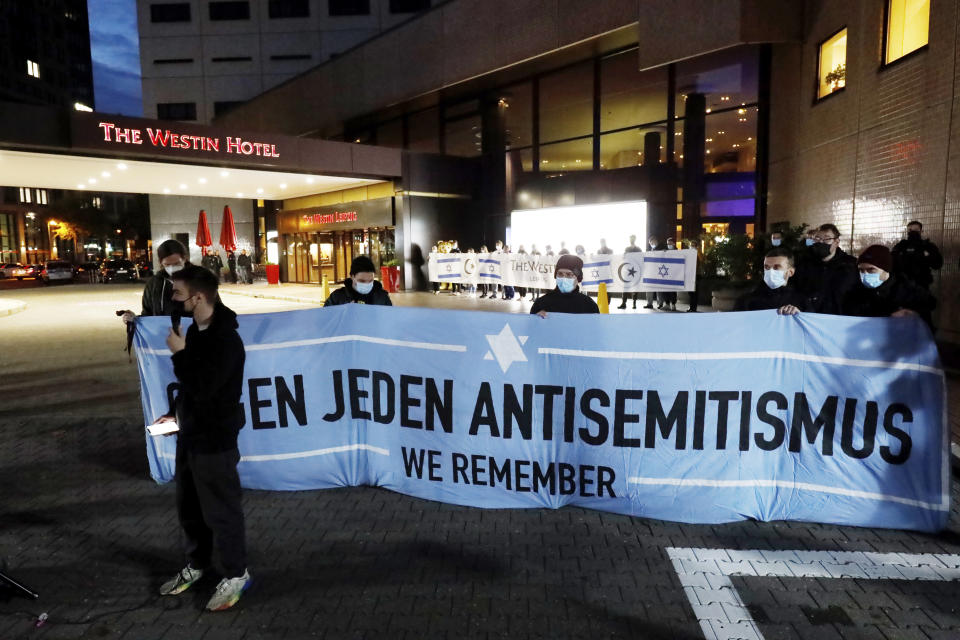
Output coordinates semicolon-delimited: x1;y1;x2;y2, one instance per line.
159;566;204;596
205;569;251;611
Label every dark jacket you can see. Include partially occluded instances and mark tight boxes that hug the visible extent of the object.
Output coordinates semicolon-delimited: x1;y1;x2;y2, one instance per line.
227;253;237;271
237;254;252;269
892;237;943;287
791;247;858;314
841;275;936;328
324;279;393;306
171;301;246;453
734;282;807;312
530;287;600;314
140;271;177;316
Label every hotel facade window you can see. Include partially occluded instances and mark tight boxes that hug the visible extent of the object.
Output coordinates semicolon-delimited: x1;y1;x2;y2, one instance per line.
269;0;311;18
389;0;430;13
328;0;369;16
885;0;929;64
209;2;250;21
26;60;39;78
817;29;847;99
157;102;197;121
150;3;191;23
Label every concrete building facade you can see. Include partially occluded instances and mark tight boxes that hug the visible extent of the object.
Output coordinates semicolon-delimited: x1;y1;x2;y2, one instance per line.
137;0;433;124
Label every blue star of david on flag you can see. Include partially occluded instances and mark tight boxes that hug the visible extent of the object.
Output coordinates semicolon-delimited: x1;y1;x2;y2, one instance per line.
642;255;685;287
436;256;461;279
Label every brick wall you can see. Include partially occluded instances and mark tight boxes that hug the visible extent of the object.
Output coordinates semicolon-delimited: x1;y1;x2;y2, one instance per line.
768;0;960;343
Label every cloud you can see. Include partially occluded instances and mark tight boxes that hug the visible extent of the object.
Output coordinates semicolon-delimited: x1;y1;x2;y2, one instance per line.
88;0;142;116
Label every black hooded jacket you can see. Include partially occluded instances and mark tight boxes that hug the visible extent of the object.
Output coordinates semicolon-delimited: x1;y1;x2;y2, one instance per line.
735;282;807;312
791;247;858;314
140;271;177;316
530;287;600;314
841;275;936;328
324;279;393;306
170;301;246;453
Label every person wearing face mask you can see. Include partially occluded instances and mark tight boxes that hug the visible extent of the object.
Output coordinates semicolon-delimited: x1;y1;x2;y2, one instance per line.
891;221;943;290
803;227;817;248
791;223;858;314
120;238;191;324
617;235;643;310
734;248;806;314
658;237;679;310
153;265;251;612
643;235;665;309
324;255;393;306
530;255;599;317
842;245;935;328
769;231;784;249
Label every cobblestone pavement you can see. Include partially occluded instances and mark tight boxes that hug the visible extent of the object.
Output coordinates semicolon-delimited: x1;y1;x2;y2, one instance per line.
1;284;958;640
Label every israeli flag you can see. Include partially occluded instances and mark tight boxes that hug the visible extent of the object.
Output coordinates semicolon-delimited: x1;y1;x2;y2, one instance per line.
478;255;502;281
642;252;686;288
580;254;614;289
436;256;462;280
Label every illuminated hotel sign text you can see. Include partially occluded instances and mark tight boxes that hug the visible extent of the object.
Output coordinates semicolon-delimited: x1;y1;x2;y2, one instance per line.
96;121;280;158
302;211;358;226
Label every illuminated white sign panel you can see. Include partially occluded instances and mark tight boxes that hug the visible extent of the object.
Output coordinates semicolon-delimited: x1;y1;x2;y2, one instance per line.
509;201;647;254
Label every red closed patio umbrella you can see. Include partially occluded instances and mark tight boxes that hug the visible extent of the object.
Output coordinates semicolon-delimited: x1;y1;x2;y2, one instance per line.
219;205;238;253
196;210;212;256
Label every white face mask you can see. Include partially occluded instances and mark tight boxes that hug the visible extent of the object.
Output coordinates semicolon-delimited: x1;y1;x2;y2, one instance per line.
763;269;787;289
164;264;184;276
666;243;675;250
353;280;374;295
556;277;576;293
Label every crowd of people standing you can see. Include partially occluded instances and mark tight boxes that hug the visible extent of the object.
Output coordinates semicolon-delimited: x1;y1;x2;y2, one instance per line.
199;249;254;285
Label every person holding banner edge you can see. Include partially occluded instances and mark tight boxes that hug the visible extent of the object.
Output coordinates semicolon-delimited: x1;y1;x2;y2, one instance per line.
734;248;806;314
530;254;599;317
153;265;251;612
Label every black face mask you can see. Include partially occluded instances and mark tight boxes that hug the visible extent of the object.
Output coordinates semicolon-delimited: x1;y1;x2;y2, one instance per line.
907;230;921;241
171;299;193;319
811;243;832;259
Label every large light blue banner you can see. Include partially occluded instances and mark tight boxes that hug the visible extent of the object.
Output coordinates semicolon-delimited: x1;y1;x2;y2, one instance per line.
134;306;948;532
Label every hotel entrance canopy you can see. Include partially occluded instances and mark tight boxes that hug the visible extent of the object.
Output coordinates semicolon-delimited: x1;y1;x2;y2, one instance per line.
0;101;401;199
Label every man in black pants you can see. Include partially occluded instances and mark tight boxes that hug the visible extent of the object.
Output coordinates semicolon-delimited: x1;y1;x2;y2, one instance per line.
154;265;250;612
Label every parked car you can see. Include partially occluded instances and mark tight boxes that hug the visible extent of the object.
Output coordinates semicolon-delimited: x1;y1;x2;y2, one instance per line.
0;263;27;279
41;260;74;284
22;264;42;279
100;259;138;283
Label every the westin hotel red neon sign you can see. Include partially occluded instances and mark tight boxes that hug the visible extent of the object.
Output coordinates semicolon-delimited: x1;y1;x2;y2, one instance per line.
97;121;280;158
302;211;358;225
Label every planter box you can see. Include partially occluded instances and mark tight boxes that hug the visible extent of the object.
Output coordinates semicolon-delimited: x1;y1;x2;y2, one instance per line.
265;264;280;285
380;265;400;292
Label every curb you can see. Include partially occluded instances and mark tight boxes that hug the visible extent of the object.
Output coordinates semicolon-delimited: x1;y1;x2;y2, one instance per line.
0;299;27;317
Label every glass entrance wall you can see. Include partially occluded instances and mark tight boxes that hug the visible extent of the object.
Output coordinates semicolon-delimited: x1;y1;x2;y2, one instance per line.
283;228;396;284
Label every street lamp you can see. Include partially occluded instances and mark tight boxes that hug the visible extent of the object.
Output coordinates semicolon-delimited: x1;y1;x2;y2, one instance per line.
47;220;59;259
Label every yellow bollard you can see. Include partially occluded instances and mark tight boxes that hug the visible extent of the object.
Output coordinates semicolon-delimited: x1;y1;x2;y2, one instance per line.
598;282;609;314
321;275;330;301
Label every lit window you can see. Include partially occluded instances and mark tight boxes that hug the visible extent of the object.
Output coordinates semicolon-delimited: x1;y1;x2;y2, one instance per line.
92;197;103;209
817;28;847;99
19;187;31;203
26;60;39;78
885;0;929;64
38;190;48;205
73;102;93;112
